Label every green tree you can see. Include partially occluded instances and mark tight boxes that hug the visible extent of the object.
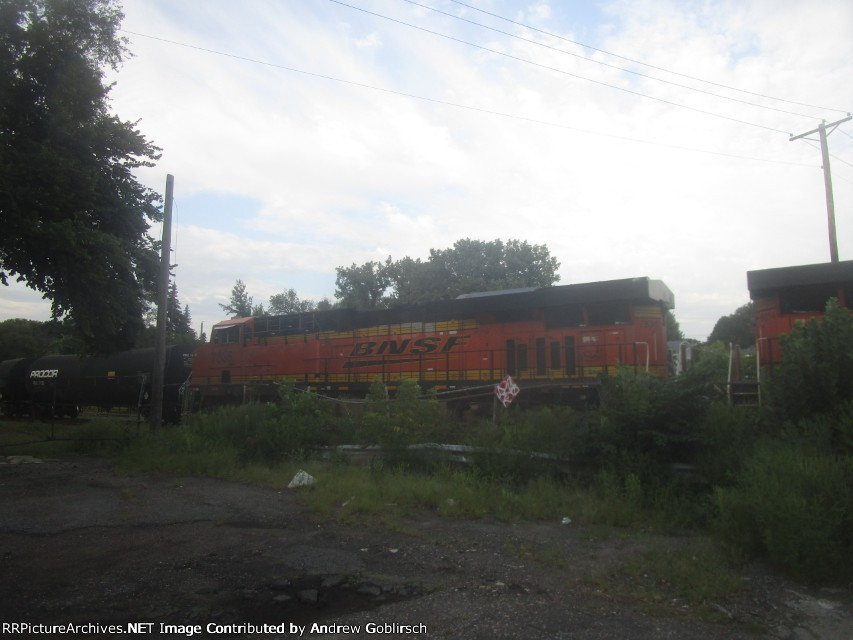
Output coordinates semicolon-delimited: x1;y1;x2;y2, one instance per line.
707;302;755;348
419;238;560;301
334;260;392;310
334;239;561;308
219;279;253;317
665;311;684;341
768;298;853;421
166;282;196;344
1;0;162;353
0;318;52;360
136;281;197;346
268;288;316;314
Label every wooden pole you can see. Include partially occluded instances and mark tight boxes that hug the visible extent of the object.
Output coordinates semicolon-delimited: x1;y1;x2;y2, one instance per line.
150;174;174;430
790;114;851;263
818;122;839;263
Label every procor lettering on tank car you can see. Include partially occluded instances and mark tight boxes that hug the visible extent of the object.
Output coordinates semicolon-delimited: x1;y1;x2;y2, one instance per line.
186;277;675;411
0;345;195;421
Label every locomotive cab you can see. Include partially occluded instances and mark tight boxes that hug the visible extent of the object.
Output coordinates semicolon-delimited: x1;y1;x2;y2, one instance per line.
211;317;252;345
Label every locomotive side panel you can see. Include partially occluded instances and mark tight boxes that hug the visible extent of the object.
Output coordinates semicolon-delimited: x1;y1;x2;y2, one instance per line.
188;277;673;406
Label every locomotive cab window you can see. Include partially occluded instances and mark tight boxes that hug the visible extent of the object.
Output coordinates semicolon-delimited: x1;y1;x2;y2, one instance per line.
212;325;240;345
545;305;584;328
779;284;841;314
587;301;631;326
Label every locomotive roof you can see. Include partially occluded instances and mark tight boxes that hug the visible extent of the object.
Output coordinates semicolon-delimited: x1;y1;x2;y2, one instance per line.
747;260;853;299
449;277;673;311
216;276;674;336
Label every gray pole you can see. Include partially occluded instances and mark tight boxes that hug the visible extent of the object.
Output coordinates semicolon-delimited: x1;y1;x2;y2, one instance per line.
790;114;851;263
150;174;174;430
818;122;839;263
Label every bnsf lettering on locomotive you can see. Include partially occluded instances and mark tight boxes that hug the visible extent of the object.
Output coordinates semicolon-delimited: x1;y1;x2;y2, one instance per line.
410;337;440;354
30;369;59;379
350;336;469;358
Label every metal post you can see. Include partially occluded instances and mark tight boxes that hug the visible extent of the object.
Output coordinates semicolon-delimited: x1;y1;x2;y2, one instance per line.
150;174;174;430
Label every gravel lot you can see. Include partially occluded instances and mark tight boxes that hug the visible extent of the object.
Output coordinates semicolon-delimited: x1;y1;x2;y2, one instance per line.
1;455;851;639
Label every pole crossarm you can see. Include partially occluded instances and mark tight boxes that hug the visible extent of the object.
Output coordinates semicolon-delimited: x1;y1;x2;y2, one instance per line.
789;114;851;141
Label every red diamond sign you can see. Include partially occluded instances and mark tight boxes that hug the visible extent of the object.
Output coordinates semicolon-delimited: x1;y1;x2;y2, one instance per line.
495;375;520;408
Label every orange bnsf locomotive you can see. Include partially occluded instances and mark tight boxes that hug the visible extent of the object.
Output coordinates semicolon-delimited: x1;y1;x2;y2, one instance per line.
187;277;674;409
748;260;853;369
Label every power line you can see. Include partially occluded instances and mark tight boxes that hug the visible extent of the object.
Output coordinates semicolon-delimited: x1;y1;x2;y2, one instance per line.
446;0;850;116
804;141;853;169
329;0;792;135
119;30;813;167
398;0;823;122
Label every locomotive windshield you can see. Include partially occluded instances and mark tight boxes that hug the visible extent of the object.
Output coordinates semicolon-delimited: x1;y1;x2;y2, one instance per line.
212;325;240;345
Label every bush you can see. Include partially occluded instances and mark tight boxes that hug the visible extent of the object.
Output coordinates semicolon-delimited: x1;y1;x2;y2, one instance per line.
767;298;853;421
161;382;346;466
357;378;443;447
712;433;853;581
593;368;711;482
693;402;763;487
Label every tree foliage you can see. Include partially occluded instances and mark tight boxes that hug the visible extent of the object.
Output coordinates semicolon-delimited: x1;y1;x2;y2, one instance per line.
166;282;195;341
768;299;853;421
1;0;162;352
707;302;755;348
335;238;560;309
0;317;86;359
334;260;392;310
268;288;317;314
219;279;253;318
665;311;683;341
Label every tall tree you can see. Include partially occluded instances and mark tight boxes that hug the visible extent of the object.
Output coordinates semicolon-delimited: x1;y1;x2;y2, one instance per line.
665;311;684;341
166;281;196;343
425;238;560;300
334;260;392;310
219;279;253;318
707;302;755;348
268;288;316;314
334;239;561;309
0;0;162;353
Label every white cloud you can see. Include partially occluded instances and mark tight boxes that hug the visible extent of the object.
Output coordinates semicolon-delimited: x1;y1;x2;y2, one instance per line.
3;0;852;343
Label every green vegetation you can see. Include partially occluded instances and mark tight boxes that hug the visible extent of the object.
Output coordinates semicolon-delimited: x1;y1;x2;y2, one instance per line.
2;0;162;353
3;299;852;588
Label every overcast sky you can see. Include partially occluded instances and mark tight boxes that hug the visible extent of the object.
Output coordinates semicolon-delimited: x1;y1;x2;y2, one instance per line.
3;0;853;341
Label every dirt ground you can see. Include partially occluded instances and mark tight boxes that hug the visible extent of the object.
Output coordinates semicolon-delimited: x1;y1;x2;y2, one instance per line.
1;455;851;640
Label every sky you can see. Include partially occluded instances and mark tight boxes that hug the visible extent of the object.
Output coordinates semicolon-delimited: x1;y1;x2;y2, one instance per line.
3;0;853;341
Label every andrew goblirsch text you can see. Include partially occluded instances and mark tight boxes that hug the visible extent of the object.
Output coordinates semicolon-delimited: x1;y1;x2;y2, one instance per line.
2;621;429;635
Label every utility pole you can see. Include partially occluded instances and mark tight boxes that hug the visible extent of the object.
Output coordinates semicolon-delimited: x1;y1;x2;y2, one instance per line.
150;174;174;430
790;115;851;263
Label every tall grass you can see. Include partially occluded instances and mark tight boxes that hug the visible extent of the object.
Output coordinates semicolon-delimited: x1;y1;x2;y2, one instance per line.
711;432;853;582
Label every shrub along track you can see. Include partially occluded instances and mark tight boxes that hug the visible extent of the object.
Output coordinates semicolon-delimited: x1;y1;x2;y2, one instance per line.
0;456;850;639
